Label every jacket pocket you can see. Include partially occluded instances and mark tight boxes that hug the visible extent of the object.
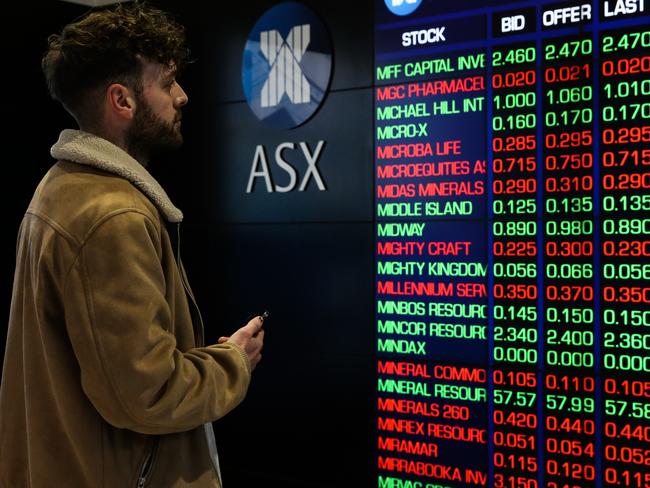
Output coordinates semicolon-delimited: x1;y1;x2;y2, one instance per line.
135;438;160;488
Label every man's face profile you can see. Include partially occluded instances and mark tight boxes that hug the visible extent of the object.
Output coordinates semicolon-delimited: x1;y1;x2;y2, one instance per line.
125;60;188;161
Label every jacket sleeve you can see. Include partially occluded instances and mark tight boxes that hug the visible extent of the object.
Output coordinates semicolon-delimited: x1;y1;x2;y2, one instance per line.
63;209;251;435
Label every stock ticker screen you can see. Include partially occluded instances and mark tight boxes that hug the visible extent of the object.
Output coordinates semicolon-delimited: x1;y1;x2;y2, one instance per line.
374;1;650;487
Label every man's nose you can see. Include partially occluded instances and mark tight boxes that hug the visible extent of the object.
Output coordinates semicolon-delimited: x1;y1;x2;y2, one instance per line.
174;83;188;107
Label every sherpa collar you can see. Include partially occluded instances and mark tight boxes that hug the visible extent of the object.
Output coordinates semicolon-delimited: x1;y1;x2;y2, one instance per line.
50;129;183;223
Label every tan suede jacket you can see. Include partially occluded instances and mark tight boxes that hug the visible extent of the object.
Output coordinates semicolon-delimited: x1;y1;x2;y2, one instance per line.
0;130;251;488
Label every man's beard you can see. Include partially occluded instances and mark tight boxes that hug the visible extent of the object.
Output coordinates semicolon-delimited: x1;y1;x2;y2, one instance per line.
125;95;182;166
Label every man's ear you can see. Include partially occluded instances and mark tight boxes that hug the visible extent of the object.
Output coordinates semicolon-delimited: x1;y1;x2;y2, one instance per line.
106;83;136;120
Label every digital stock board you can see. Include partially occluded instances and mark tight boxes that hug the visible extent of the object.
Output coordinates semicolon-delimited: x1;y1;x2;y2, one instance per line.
374;1;650;487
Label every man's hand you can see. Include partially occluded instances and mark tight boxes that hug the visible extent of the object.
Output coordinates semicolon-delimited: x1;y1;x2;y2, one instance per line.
217;316;265;370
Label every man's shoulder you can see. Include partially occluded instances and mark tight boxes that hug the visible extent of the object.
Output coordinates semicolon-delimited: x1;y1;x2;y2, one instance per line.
28;161;162;239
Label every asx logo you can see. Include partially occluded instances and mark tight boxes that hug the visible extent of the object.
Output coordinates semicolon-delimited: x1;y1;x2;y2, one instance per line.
242;3;332;129
385;0;423;16
260;25;311;108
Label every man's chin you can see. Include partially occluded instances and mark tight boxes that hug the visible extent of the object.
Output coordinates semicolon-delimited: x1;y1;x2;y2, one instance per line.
158;131;184;150
170;127;184;146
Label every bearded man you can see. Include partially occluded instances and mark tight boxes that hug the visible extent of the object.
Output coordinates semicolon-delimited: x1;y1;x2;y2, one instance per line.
0;3;264;487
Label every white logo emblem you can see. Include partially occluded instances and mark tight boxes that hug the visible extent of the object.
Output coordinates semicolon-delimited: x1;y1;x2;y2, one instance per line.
260;24;311;108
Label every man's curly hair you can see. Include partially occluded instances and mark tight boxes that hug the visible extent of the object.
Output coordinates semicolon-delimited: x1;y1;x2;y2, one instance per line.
42;1;190;126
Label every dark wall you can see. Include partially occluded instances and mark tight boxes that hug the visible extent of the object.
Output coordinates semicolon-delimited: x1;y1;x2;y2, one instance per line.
3;1;375;487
